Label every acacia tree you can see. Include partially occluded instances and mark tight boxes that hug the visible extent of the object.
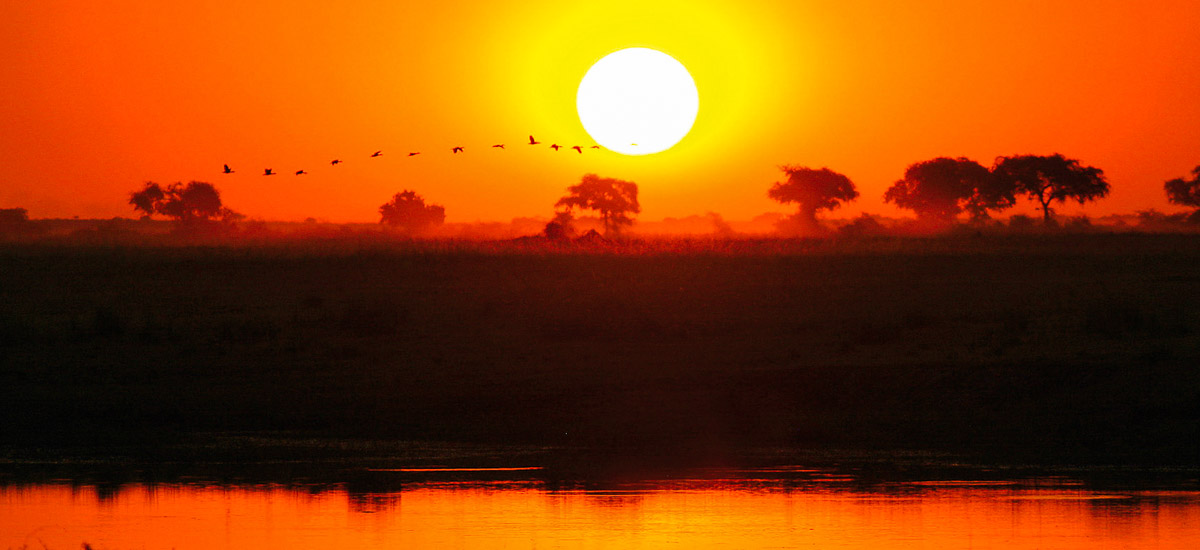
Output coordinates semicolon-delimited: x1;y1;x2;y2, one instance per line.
379;190;446;234
768;166;858;231
992;154;1109;224
1164;166;1200;223
883;157;1007;222
129;181;241;224
555;174;640;236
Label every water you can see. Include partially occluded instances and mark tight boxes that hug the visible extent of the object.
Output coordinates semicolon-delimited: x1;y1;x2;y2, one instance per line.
4;468;1200;549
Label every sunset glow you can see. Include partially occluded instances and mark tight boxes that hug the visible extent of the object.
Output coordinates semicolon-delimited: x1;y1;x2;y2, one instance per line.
5;3;1200;547
3;1;1198;222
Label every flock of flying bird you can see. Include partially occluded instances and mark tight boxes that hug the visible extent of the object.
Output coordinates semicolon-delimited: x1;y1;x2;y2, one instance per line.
221;135;605;177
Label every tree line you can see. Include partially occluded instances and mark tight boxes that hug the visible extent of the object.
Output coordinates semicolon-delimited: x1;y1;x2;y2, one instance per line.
8;153;1195;238
775;154;1114;231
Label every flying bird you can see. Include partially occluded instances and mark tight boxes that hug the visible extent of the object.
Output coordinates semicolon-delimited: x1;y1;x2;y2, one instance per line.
295;170;307;175
492;144;505;149
549;144;562;151
371;151;383;157
528;135;540;145
452;147;464;154
572;146;583;153
222;164;234;174
263;169;275;176
590;145;601;149
330;159;342;166
408;152;421;156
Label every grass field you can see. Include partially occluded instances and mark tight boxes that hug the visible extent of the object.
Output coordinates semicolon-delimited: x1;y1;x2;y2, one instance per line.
2;233;1199;466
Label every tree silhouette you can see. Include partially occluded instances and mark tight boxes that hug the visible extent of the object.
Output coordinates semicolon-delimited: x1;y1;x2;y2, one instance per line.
768;166;858;231
128;182;241;224
1164;166;1200;223
379;190;446;234
993;154;1109;225
555;174;640;236
884;157;1003;222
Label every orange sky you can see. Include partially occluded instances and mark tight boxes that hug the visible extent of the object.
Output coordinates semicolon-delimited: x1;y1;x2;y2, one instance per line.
2;0;1199;222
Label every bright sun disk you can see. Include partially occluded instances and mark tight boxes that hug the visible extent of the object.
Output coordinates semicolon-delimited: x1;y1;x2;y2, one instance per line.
576;48;699;155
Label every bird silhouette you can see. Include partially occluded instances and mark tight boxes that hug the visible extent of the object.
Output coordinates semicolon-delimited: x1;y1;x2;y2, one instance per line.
408;152;421;156
371;151;383;157
452;147;464;154
295;170;307;175
528;135;540;145
590;145;601;149
263;169;275;176
550;144;562;151
572;146;583;153
330;159;342;166
222;164;234;174
492;144;505;149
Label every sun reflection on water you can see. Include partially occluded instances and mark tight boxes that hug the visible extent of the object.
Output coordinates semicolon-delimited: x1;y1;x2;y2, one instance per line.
3;472;1200;549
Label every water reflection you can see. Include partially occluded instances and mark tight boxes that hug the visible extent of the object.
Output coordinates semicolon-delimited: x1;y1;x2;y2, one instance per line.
3;470;1200;549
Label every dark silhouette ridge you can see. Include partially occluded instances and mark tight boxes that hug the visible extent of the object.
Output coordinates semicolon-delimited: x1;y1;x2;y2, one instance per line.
371;151;383;157
993;154;1108;224
379;189;446;235
222;164;234;174
528;135;540;145
573;228;608;246
330;159;342;166
768;165;858;234
492;144;505;149
572;146;583;153
263;168;275;176
884;157;1006;223
452;147;465;154
0;207;29;229
550;144;562;151
555;173;640;236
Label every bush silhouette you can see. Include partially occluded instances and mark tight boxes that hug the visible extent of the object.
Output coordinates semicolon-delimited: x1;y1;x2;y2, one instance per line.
1164;166;1200;223
0;207;29;225
128;182;242;226
379;190;446;235
543;210;577;241
0;208;29;234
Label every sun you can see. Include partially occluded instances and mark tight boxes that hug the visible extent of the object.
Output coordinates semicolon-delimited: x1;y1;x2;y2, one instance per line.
576;48;700;156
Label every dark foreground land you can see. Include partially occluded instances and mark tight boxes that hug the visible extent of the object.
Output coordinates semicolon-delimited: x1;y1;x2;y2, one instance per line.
2;234;1199;469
